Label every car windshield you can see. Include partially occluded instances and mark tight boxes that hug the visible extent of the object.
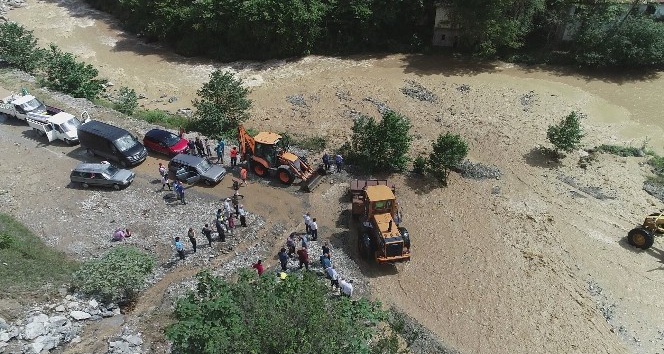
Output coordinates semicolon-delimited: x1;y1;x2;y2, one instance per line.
60;118;82;132
114;135;139;151
19;98;44;112
101;165;120;179
197;160;211;172
162;133;181;147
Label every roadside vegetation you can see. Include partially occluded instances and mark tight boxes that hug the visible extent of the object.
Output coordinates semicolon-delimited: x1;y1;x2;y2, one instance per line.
547;111;585;159
72;246;155;304
166;270;398;354
0;213;78;297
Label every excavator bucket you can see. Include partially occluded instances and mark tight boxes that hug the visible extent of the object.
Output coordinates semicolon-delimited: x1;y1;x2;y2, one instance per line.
301;166;325;192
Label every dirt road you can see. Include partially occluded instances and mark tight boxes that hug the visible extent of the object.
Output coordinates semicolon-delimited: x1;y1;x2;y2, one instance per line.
3;1;664;354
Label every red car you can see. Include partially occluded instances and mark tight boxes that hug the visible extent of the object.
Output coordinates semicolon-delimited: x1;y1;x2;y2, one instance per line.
143;129;189;156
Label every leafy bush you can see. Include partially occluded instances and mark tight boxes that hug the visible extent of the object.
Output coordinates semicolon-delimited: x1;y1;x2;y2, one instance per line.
648;155;664;175
192;70;251;138
547;111;584;156
0;22;45;73
114;86;138;115
133;109;191;130
166;270;386;354
413;155;426;175
41;44;106;100
344;111;412;173
73;246;154;303
427;133;468;186
596;144;642;157
0;213;78;295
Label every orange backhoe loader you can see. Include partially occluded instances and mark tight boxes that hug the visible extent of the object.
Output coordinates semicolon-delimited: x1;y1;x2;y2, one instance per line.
237;125;324;191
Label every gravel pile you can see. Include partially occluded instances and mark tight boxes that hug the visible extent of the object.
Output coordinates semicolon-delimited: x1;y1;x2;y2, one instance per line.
456;84;471;94
335;90;352;102
520;91;537;111
457;160;502;180
362;97;391;115
286;94;309;108
400;80;437;103
643;181;664;203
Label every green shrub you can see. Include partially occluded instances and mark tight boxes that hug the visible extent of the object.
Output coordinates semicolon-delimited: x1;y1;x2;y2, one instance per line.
167;270;386;354
114;86;138;115
0;22;45;73
73;246;154;303
0;214;78;295
345;111;412;173
427;133;468;186
133;109;191;130
192;70;251;138
596;144;642;157
413;155;426;175
547;111;584;157
648;155;664;175
294;135;327;153
40;44;106;100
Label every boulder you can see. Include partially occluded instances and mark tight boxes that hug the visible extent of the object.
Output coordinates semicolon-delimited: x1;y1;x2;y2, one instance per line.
48;315;68;329
109;340;131;352
55;305;66;312
123;334;143;346
88;299;99;309
29;314;49;324
69;311;91;321
34;334;60;352
0;330;9;342
0;317;7;331
22;321;47;340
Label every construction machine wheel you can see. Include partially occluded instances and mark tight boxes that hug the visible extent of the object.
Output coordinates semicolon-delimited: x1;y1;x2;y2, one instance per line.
627;228;655;250
398;227;411;249
277;168;294;185
253;162;267;177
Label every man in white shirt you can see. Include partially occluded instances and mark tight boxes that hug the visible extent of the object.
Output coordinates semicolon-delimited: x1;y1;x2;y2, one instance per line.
310;218;318;241
303;212;312;234
326;266;339;290
339;278;353;297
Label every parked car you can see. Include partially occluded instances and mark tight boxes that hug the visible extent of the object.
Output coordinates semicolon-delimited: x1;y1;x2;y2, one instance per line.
70;162;135;190
143;128;189;156
78;120;147;167
168;154;227;186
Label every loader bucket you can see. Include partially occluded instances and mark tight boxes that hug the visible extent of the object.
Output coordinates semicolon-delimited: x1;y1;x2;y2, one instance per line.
301;167;325;192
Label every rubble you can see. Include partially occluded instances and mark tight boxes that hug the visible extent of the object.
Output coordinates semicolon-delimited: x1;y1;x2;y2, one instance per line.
457;160;503;180
400;80;438;103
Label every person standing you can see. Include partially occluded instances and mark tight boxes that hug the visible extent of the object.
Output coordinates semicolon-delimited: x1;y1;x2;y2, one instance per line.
175;237;185;260
175;181;186;205
158;162;167;178
322;153;330;171
303;212;312;235
202;223;213;247
321;253;331;269
227;213;235;230
187;139;196;155
178;126;186;139
231;194;240;216
310;218;319;241
286;233;296;258
335;154;344;173
216;140;225;164
195;137;206;157
252;259;264;276
297;247;309;271
187;227;197;253
300;233;309;249
326;266;339;290
278;248;289;271
161;172;171;191
230;147;238;167
240;167;248;186
223;198;232;219
339;278;353;297
238;205;247;227
215;210;226;243
205;138;212;158
322;242;331;258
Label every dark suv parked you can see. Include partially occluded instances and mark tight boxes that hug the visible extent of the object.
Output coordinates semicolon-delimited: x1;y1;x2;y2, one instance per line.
78;120;147;167
168;154;227;186
70;162;135;190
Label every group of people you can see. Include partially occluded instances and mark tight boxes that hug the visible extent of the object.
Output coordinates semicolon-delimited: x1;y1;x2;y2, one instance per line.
186;136;212;158
322;153;344;173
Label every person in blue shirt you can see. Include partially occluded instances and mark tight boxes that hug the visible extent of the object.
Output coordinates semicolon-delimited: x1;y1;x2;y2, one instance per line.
174;237;185;260
322;153;330;171
320;253;331;269
334;154;343;173
216;140;225;164
278;248;289;271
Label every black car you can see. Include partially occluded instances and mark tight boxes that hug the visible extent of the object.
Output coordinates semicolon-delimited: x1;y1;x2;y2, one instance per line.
70;162;135;190
143;128;189;156
78;121;147;167
168;154;227;186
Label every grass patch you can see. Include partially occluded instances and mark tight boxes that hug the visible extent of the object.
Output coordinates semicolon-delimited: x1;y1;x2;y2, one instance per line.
91;97;115;110
596;144;642;157
0;213;78;296
279;132;327;153
647;154;664;175
133;109;191;130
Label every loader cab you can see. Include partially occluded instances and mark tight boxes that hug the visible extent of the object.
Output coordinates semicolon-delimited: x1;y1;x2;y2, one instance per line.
253;131;282;167
364;185;397;220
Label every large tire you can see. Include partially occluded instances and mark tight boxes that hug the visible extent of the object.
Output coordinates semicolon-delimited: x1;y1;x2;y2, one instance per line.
399;227;411;249
81;182;89;189
253;162;267;177
627;228;655;250
119;160;128;168
277;168;294;185
113;184;121;190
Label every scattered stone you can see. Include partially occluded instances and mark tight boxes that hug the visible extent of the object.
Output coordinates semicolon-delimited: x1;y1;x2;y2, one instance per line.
22;321;47;340
520;91;537;111
88;299;99;309
0;331;9;342
401;80;438;102
286;94;308;108
69;311;91;321
34;334;59;352
48;316;68;329
123;334;143;346
456;84;471;94
362;97;391;114
335;90;352;102
168;96;178;103
457;160;502;180
54;305;65;312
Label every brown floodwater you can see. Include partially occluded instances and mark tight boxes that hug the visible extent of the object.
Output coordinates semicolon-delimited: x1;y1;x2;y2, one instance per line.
7;0;664;152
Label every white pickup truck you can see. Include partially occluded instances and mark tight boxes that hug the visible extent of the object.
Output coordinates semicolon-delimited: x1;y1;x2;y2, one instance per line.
26;112;88;145
0;92;62;121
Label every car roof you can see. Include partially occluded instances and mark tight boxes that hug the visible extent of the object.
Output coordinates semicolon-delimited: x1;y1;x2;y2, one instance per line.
13;95;36;105
48;112;76;124
145;128;177;140
78;120;131;140
73;163;112;173
171;153;205;165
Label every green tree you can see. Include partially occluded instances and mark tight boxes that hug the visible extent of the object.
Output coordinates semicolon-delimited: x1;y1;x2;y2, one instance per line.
115;86;138;115
41;44;106;100
0;22;45;73
427;133;468;186
73;246;154;303
345;111;412;173
547;111;584;156
192;70;251;138
166;270;386;354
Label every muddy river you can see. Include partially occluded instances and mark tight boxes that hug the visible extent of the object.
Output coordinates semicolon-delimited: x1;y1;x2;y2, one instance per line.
6;0;664;150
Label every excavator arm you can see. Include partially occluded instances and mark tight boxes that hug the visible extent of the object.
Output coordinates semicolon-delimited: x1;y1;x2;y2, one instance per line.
238;125;255;162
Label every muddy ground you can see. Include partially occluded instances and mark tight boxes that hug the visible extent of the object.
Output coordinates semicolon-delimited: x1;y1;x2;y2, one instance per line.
1;1;664;354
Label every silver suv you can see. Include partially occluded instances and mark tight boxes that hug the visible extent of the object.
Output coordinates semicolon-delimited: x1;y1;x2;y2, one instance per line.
168;154;227;186
70;163;135;190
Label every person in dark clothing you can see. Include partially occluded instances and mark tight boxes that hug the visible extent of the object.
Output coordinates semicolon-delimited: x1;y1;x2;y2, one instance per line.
278;248;289;271
286;233;296;258
215;218;225;242
195;137;206;157
322;153;330;171
202;223;213;247
188;228;197;253
297;247;309;271
187;139;196;155
322;242;331;257
205;138;212;158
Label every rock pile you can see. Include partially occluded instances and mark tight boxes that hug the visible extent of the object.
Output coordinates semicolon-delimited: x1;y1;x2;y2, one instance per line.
362;97;391;115
0;295;124;353
400;80;438;103
107;327;143;354
457;160;502;180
